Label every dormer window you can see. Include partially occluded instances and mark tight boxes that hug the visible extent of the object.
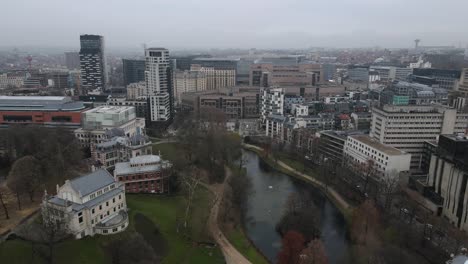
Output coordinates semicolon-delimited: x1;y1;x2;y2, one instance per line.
90;193;96;199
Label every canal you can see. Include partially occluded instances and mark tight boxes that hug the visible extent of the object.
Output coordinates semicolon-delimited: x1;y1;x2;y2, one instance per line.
242;150;350;263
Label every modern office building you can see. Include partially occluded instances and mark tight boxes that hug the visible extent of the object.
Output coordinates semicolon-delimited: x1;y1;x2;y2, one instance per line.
343;135;411;178
250;63;322;87
318;130;349;163
412;68;461;90
48;72;70;89
43;169;128;239
0;96;86;128
198;92;259;119
379;81;448;106
145;48;172;125
74;106;145;147
122;59;145;86
348;66;369;82
114;155;172;194
192;57;238;71
107;96;148;119
65;52;80;70
79;34;107;94
260;87;284;122
370;105;468;170
427;134;468;230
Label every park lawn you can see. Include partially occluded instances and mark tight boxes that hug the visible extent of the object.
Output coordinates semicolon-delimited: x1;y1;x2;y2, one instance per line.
226;228;269;264
0;189;223;264
153;142;184;162
126;189;224;264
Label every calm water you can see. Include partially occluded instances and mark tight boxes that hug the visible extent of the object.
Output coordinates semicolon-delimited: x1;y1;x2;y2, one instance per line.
243;150;350;263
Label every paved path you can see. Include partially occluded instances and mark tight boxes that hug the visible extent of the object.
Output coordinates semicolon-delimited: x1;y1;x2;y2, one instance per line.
243;143;352;212
203;169;252;264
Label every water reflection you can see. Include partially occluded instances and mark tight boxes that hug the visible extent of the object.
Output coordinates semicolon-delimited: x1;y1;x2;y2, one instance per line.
243;150;349;263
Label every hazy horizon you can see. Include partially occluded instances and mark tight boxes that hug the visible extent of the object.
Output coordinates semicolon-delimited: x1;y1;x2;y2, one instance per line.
2;0;468;50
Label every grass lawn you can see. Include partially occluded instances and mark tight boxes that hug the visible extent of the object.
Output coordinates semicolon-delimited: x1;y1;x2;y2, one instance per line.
226;228;269;264
0;188;224;264
153;142;184;162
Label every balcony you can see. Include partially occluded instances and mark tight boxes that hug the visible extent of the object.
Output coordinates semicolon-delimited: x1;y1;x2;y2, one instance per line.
94;210;129;235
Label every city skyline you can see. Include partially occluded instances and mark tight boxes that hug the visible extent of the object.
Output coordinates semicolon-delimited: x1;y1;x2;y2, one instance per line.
2;0;468;50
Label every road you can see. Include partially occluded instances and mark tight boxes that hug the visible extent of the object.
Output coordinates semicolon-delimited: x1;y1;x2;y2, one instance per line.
204;169;252;264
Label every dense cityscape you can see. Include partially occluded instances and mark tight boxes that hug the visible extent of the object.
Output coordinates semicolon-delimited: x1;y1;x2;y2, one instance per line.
1;1;468;264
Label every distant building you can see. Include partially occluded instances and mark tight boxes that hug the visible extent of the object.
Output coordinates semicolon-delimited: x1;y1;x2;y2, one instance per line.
250;63;322;87
351;112;372;130
370;66;412;83
65;52;80;70
412;68;460;90
79;35;107;94
347;66;369;83
122;59;145;86
74;106;145;147
48;72;69;89
126;81;146;100
379;81;448;106
192;57;238;72
427;134;468;230
370;105;468;170
43;169;128;239
344;135;411;178
174;69;207;104
0;73;24;89
0;96;86;129
114;155;172;194
457;68;468;101
190;65;235;91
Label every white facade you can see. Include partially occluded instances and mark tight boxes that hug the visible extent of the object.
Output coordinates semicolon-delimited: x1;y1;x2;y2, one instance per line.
191;65;235;91
74;106;145;147
291;104;308;117
174;70;207;104
145;48;172;122
43;169;128;239
344;135;411;178
370;105;468;170
126;81;146;100
261;87;284;122
0;74;24;89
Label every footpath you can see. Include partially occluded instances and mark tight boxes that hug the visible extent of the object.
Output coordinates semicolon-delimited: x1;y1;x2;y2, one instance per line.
202;169;252;264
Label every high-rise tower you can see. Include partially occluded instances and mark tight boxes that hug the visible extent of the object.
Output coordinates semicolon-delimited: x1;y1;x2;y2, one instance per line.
79;34;106;94
144;48;173;125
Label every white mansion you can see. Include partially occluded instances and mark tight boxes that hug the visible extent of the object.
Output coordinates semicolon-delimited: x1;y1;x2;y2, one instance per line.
42;169;128;239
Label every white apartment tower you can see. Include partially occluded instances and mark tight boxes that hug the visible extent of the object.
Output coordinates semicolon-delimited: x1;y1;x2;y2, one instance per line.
145;48;172;123
260;87;285;122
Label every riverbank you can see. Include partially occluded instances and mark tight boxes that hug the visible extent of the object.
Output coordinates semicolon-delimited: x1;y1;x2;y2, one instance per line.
242;143;353;219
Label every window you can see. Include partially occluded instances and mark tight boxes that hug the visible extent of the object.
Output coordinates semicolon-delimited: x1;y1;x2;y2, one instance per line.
119;195;122;200
99;205;102;210
92;208;95;214
113;198;115;203
112;228;118;232
91;219;94;224
106;201;109;206
103;230;108;234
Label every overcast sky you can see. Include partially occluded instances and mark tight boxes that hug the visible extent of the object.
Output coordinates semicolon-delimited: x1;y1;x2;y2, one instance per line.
2;0;468;50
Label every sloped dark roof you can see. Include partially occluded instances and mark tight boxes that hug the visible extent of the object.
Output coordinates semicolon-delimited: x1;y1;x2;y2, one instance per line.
69;169;115;196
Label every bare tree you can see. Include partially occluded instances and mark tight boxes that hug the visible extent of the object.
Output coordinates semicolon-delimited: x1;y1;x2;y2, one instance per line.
0;185;12;219
180;166;202;230
37;201;71;264
379;170;402;215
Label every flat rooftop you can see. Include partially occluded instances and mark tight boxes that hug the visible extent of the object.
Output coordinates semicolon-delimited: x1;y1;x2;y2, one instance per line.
0;96;85;111
84;106;134;114
350;135;405;155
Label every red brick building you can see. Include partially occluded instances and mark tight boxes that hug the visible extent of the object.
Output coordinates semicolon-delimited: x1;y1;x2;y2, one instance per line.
0;96;86;128
114;155;172;194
